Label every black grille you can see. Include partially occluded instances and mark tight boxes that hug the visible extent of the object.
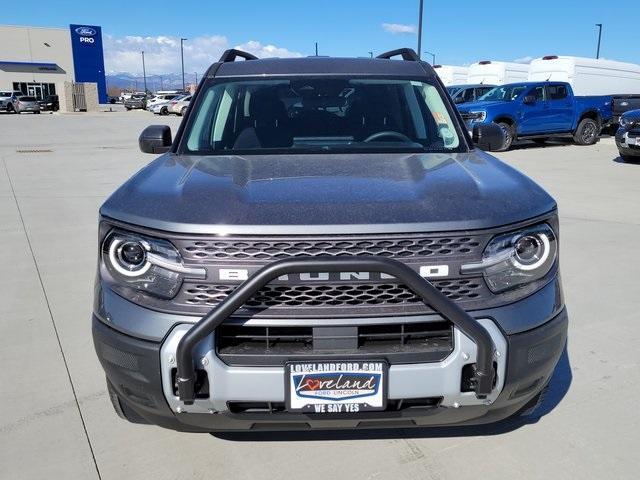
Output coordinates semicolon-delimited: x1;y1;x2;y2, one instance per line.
216;321;454;366
175;234;484;261
226;398;441;414
178;279;486;310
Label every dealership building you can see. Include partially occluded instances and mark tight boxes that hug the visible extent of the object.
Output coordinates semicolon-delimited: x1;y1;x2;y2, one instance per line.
0;24;107;109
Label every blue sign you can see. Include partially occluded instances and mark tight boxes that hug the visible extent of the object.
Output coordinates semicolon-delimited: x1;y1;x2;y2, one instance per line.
69;24;107;103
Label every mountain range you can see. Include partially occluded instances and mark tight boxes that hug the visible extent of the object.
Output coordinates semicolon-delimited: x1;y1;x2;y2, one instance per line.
106;72;200;92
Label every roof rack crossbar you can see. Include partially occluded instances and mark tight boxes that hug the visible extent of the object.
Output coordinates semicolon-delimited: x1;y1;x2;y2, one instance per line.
219;49;258;63
376;48;420;62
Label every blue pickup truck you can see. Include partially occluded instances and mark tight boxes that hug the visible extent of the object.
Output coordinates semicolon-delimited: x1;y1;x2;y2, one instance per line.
457;81;612;150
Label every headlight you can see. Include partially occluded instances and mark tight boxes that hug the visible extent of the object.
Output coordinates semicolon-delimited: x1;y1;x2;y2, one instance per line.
620;116;630;128
461;223;557;293
468;111;486;122
102;230;205;299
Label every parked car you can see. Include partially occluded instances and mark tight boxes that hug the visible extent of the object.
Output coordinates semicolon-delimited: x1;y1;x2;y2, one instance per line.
13;96;41;114
447;84;496;105
457;81;613;150
149;101;171;115
0;90;17;112
124;94;147;110
93;48;567;433
169;94;191;115
615;109;640;161
145;93;181;110
38;94;59;111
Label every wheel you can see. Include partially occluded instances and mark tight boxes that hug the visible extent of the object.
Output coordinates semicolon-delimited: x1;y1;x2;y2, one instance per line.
125;107;131;111
180;106;187;116
573;118;599;145
160;107;168;115
35;111;40;114
495;122;515;151
6;104;14;113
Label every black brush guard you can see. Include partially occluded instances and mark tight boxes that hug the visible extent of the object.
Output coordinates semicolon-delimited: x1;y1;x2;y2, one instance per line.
176;257;496;404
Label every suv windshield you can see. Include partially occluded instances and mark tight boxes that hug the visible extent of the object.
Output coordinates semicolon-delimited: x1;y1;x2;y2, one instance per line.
19;96;36;101
478;85;526;102
184;77;463;154
0;91;13;97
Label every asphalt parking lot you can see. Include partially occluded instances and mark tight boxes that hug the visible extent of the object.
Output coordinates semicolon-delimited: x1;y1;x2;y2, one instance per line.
1;109;639;480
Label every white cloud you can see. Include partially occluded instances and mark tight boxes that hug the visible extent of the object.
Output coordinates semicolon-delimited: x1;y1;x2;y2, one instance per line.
103;34;302;75
513;56;534;64
234;40;303;59
382;23;417;35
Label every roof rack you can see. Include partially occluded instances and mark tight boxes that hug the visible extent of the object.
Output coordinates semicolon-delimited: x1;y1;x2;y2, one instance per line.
376;48;420;61
219;49;258;63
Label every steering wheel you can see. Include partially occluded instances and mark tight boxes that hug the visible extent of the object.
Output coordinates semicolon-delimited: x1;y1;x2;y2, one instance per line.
363;131;413;143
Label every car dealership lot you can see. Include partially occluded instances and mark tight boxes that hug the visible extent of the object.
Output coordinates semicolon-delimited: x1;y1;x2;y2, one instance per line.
0;112;639;480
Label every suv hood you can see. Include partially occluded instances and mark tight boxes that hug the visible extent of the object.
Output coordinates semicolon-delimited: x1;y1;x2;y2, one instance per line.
101;152;555;234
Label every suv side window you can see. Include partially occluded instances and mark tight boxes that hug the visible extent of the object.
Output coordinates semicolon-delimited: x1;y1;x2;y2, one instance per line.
547;84;568;100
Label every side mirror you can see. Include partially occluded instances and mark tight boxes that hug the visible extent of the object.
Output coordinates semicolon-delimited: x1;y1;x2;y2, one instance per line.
139;125;172;154
523;95;536;105
472;123;505;151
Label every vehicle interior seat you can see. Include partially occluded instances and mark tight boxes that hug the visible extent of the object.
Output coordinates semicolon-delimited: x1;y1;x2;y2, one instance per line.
233;89;292;149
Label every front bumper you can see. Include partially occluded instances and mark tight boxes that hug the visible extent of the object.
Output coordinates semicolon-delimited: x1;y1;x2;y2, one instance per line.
93;303;567;432
616;130;640;157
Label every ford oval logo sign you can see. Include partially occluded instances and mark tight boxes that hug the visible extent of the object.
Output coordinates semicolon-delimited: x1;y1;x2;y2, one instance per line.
75;27;96;36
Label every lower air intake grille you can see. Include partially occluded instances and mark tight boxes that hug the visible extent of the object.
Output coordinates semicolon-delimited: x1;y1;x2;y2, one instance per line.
216;321;454;366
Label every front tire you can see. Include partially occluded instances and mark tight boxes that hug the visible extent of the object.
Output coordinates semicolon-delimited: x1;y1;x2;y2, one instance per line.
180;106;187;116
160;106;168;115
573;118;599;145
495;122;515;151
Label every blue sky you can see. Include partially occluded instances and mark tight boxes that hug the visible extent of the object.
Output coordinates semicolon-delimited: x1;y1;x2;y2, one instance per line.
5;0;638;74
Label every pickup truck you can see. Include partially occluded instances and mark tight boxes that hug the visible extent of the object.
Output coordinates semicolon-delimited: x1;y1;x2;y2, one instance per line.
612;95;640;124
457;81;612;150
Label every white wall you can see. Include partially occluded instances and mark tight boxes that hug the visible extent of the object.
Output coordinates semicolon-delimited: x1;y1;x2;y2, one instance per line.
0;25;75;89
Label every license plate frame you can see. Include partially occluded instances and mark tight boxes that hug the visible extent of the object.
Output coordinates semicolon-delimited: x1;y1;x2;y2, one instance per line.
285;360;388;414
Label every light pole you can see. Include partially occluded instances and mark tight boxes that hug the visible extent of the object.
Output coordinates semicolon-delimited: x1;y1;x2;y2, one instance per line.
424;50;436;64
194;72;198;85
368;51;373;58
180;38;187;91
315;42;318;56
141;51;147;94
417;0;424;58
159;75;163;90
595;24;603;59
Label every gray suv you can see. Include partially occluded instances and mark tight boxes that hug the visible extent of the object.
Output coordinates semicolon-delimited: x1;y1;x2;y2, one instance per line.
93;48;568;432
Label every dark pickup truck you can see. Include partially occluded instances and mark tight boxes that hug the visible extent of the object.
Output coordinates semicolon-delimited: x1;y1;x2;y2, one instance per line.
612;95;640;124
458;81;612;150
93;48;567;432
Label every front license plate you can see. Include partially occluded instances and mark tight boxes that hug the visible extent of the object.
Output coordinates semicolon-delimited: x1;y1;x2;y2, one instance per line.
286;360;387;413
631;137;640;146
